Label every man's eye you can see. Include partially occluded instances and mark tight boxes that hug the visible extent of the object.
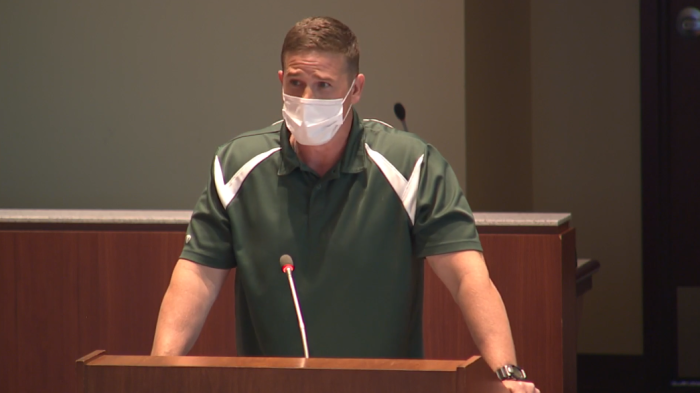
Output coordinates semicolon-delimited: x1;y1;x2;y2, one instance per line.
319;82;331;89
290;80;302;87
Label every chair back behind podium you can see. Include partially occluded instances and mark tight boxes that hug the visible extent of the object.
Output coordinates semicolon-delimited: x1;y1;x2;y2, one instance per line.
76;350;508;393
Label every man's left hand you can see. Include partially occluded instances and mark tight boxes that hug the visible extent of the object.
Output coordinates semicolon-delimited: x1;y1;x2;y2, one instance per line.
501;380;540;393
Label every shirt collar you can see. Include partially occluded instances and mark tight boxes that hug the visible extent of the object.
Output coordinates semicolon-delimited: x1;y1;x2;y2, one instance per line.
278;109;367;176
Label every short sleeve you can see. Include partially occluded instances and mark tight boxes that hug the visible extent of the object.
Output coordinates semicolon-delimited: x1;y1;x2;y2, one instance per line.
412;144;482;258
180;153;237;269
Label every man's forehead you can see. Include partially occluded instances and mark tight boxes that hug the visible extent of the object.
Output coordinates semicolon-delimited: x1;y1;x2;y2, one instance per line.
284;51;347;72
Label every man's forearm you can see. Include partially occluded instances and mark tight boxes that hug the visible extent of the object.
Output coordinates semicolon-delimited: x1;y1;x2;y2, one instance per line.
151;259;227;356
151;283;211;355
454;276;517;371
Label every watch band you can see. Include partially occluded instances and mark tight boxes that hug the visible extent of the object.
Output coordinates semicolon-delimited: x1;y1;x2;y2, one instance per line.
496;364;527;381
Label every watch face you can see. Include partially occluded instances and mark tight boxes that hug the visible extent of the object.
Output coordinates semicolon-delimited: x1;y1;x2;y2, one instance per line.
498;365;527;380
509;366;526;380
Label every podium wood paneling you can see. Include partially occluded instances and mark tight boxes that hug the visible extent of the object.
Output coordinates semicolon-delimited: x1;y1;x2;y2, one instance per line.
0;221;575;393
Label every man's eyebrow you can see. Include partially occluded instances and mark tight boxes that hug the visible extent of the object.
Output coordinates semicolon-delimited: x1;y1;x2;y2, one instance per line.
310;72;336;82
285;69;336;82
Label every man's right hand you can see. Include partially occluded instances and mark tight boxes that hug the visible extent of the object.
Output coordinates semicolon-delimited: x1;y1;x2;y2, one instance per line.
151;259;230;356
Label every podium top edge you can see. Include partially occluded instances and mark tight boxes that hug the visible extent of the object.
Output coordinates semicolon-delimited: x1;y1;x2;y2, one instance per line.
0;209;571;227
76;349;106;364
84;354;481;372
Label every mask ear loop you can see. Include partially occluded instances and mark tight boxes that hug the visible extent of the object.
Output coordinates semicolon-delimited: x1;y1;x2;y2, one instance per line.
341;78;357;121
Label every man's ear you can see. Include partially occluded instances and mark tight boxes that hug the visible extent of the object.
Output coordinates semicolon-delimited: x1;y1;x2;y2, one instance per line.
278;70;284;84
350;73;365;105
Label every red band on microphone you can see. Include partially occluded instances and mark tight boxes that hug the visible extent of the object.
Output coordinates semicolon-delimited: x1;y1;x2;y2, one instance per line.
281;264;294;273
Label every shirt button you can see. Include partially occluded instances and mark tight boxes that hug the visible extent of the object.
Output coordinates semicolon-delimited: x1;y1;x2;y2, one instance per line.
314;185;322;190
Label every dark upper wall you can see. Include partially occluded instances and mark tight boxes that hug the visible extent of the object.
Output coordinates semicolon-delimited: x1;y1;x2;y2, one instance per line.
0;0;467;209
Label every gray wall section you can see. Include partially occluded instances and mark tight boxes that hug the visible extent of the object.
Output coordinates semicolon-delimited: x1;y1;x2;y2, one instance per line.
0;0;466;209
465;1;533;212
464;0;643;355
530;0;642;354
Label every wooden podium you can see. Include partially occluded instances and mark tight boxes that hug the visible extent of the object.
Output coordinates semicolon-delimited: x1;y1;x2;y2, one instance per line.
77;351;508;393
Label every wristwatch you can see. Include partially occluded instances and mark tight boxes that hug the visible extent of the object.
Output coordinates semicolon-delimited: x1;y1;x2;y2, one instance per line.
495;365;527;381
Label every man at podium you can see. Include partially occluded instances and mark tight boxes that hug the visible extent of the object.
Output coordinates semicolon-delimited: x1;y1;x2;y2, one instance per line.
152;16;538;393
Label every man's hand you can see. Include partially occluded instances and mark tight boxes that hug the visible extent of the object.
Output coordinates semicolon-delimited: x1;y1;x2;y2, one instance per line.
502;380;540;393
151;259;229;356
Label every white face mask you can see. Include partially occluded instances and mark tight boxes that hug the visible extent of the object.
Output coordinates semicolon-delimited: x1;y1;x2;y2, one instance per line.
282;79;356;146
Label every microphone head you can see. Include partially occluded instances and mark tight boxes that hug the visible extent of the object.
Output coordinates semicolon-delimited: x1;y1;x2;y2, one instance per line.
280;254;294;272
393;102;406;121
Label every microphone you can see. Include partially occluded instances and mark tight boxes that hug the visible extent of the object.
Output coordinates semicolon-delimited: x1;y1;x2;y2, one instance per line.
279;254;309;358
393;102;408;131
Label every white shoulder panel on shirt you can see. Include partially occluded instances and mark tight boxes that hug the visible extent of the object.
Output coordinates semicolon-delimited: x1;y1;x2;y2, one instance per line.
364;143;424;225
214;147;281;208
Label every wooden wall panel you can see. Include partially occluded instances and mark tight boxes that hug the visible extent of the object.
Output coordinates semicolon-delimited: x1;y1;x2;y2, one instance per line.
78;232;102;365
15;232;98;393
96;232;185;355
0;232;18;393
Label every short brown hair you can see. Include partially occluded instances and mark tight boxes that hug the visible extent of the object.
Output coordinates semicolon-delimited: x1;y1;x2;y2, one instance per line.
281;17;360;77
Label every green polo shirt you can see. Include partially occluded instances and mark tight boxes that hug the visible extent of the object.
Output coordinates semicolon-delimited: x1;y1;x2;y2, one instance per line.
181;110;481;358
